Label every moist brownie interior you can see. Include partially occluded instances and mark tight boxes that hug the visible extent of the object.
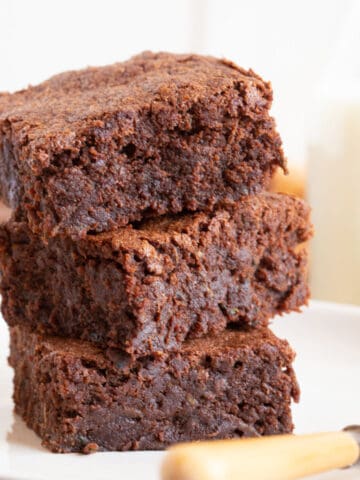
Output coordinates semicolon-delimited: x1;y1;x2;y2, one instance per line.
0;193;312;357
9;325;299;453
0;52;285;238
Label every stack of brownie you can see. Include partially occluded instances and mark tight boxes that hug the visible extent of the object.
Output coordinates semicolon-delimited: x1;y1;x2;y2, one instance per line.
0;52;312;453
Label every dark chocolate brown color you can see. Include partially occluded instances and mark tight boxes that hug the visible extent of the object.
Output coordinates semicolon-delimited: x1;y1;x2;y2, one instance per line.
0;52;285;238
0;193;312;357
9;325;299;453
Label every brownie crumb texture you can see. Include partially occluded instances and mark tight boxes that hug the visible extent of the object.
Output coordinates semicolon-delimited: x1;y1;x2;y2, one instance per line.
0;52;286;238
0;52;309;455
9;325;299;453
0;193;312;357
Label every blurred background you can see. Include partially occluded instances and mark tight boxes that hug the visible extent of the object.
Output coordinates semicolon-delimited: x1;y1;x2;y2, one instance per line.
0;0;359;304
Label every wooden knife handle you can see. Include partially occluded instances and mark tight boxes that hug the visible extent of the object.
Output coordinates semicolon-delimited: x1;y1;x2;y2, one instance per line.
161;432;359;480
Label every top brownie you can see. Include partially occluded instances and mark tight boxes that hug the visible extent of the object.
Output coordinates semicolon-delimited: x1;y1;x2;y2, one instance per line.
0;52;285;238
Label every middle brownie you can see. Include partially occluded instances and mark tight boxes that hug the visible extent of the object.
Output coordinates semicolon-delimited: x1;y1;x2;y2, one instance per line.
0;193;312;357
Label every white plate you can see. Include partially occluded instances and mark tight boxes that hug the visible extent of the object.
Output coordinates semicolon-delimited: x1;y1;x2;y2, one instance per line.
0;300;359;480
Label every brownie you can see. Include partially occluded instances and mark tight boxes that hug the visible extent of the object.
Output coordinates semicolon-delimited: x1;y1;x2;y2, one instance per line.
0;52;285;238
0;193;312;357
9;324;299;453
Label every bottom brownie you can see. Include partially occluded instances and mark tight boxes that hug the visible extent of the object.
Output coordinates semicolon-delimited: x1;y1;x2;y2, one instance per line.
9;325;299;453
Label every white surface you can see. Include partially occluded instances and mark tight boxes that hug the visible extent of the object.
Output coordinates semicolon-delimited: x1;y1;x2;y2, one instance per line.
0;300;359;480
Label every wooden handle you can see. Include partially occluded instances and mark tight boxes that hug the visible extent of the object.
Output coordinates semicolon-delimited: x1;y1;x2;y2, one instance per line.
161;432;359;480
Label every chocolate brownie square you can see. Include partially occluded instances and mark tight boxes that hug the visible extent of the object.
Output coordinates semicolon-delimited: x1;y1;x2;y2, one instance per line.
0;52;285;238
9;325;299;452
0;193;312;357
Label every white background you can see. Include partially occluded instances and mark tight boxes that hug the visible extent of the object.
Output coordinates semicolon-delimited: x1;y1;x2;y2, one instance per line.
0;0;356;166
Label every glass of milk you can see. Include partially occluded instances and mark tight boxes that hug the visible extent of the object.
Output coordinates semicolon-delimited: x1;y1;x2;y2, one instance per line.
308;4;360;305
